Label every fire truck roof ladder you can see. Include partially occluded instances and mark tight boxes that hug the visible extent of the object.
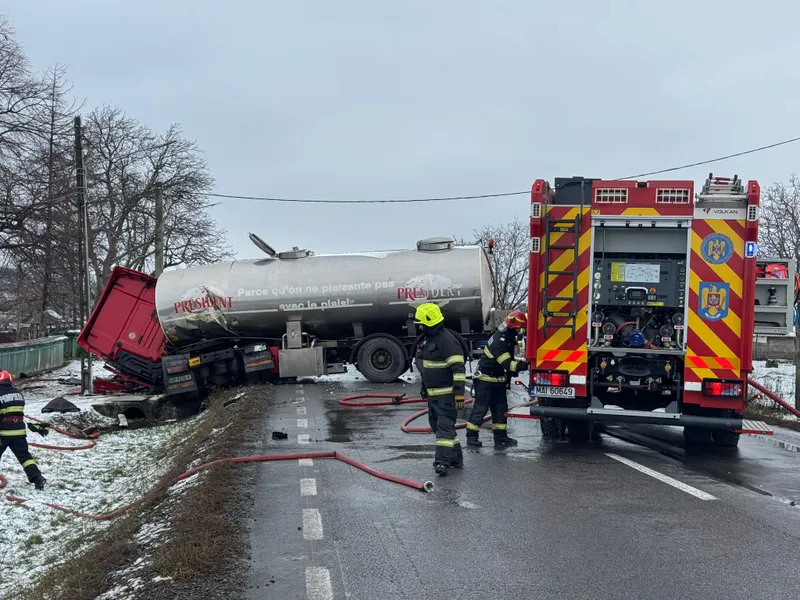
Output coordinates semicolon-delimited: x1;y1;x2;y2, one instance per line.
542;210;581;338
697;173;747;201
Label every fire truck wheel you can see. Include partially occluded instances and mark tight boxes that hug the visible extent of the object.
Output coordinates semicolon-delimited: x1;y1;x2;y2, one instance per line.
566;419;591;443
356;337;407;383
683;427;712;446
712;430;741;448
540;417;561;438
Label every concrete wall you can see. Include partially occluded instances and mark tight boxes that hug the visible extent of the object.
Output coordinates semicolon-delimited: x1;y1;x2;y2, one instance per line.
753;336;796;361
0;336;68;378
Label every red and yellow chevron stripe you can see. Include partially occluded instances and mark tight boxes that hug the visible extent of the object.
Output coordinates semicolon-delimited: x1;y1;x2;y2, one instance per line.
685;217;746;408
533;206;592;389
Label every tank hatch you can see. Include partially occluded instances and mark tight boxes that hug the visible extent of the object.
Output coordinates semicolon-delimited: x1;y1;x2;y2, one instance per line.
278;247;314;259
249;232;277;257
416;237;455;252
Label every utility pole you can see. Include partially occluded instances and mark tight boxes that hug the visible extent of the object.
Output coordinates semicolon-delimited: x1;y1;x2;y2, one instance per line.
154;181;164;277
74;116;93;394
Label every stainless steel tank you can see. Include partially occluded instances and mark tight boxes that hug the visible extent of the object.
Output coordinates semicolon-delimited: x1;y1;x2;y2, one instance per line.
154;237;494;346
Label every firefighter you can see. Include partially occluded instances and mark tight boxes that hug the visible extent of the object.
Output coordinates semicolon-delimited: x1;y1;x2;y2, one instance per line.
413;302;467;476
0;371;46;490
466;310;529;447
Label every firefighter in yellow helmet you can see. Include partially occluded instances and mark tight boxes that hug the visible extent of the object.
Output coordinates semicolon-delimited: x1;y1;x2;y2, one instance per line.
413;303;467;476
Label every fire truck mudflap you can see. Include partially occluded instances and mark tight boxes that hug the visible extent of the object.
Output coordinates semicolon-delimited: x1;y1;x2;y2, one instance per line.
524;174;779;445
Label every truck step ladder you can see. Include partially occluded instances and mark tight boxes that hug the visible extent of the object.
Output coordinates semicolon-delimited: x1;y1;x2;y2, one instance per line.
542;212;582;338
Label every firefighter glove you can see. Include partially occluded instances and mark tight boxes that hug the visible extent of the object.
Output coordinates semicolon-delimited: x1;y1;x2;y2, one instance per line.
517;360;530;372
455;395;465;410
27;423;50;437
419;386;428;400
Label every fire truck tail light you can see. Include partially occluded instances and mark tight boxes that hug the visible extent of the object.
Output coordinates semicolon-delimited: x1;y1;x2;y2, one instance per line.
531;370;569;387
702;379;743;397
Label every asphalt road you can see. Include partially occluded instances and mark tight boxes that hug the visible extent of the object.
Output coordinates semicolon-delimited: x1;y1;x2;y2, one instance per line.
237;375;800;600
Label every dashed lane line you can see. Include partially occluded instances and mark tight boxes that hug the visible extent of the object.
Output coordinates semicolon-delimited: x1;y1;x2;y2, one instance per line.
303;508;324;540
298;418;309;428
299;458;314;467
298;434;311;444
306;566;333;600
301;478;318;496
297;406;307;415
606;453;717;501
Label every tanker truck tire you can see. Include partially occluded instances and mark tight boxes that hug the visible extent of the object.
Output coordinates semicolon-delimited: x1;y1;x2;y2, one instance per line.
356;337;407;383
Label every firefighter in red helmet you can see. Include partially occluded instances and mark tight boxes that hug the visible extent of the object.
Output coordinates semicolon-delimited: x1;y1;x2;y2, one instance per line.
466;310;529;447
0;370;46;489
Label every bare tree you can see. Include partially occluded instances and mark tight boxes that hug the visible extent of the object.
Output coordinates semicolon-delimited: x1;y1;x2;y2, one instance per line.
457;218;529;310
758;175;800;408
83;107;230;293
0;17;45;161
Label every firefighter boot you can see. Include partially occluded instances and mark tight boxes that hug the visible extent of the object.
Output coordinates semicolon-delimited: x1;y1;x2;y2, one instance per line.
494;431;518;447
434;463;448;476
451;439;464;468
32;475;46;490
466;423;482;447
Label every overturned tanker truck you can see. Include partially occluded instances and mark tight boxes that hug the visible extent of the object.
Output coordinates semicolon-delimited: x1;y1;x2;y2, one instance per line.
77;236;501;398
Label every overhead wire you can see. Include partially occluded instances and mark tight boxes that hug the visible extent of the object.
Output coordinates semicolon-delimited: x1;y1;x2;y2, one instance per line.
204;134;800;205
6;134;799;211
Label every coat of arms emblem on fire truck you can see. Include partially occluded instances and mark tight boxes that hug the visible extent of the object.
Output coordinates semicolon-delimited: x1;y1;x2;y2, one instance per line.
698;282;730;321
700;232;734;265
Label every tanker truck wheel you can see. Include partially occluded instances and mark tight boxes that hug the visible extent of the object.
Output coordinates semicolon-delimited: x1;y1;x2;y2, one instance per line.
356;337;407;383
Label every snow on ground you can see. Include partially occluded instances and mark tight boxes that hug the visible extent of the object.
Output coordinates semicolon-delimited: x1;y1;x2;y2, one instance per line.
0;360;207;598
749;359;799;420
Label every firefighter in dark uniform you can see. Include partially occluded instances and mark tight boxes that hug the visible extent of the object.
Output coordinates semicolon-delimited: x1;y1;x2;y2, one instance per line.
0;371;46;489
413;303;467;476
466;311;529;447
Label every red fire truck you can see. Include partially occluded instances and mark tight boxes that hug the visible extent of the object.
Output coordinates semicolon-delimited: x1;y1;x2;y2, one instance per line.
523;174;785;447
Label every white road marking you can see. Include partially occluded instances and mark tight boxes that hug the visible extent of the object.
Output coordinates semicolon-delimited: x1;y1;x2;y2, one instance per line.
300;478;317;496
299;458;314;466
298;434;311;444
297;406;307;415
302;508;324;540
306;566;333;600
297;418;309;428
605;453;717;501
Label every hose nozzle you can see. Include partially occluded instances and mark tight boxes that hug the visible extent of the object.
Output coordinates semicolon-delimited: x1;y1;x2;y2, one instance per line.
423;481;435;493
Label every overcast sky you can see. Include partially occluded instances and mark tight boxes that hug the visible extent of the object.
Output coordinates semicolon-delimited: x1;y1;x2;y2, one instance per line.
6;1;800;258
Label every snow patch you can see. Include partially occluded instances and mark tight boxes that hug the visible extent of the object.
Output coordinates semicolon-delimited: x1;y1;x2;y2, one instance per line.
0;361;206;597
749;360;799;421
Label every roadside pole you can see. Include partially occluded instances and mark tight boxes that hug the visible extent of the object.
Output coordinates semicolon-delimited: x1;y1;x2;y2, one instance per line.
74;116;93;394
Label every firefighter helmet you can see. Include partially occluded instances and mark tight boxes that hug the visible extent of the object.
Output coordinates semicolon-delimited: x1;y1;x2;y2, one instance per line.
414;303;445;327
504;311;527;331
0;370;13;384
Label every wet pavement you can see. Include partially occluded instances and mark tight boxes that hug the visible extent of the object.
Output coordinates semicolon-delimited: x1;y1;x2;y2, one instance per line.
239;376;800;600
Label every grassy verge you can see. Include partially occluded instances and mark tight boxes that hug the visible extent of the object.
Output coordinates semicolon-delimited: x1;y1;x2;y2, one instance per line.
17;389;251;600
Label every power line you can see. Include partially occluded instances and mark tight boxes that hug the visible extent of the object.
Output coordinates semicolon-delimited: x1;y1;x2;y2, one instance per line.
206;134;800;205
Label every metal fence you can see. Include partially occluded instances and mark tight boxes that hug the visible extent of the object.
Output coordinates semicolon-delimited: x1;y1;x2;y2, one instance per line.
0;336;68;378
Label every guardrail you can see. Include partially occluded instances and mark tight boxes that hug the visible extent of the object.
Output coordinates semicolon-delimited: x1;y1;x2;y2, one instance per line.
0;336;68;378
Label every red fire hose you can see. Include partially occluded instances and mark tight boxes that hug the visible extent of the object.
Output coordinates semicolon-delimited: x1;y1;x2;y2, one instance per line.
337;392;538;433
2;450;433;520
747;377;800;418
